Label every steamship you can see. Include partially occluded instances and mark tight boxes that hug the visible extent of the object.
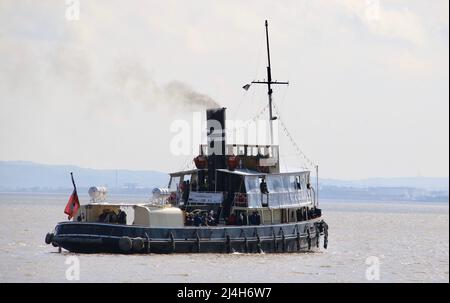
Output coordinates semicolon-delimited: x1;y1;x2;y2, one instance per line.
45;21;329;254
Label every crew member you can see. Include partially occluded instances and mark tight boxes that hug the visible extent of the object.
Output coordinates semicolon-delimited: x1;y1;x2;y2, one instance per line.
260;178;269;194
117;209;127;224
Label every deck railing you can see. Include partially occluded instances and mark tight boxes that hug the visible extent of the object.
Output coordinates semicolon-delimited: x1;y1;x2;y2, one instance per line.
233;190;313;209
200;144;279;158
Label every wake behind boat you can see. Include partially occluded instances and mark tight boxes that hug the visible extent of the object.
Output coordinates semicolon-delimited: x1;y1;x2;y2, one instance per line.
45;20;329;254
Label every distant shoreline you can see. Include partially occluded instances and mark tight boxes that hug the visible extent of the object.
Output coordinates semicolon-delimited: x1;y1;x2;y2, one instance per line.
0;191;447;204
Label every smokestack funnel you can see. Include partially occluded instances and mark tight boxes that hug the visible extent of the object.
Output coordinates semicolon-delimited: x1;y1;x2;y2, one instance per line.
206;108;226;191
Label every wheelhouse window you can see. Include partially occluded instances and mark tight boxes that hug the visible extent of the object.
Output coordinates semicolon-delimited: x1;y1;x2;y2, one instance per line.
169;176;180;192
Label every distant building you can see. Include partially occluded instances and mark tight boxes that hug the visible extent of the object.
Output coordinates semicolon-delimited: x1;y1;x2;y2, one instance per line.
124;182;138;190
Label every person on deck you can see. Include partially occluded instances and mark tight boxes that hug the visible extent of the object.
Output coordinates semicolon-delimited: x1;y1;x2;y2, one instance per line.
255;211;261;225
193;213;202;227
260;178;269;194
207;211;216;226
98;209;108;222
106;211;117;223
117;209;127;224
99;209;116;223
296;208;302;221
201;214;208;226
182;180;190;204
295;177;301;190
191;180;198;192
185;213;193;226
306;182;313;200
241;213;248;225
250;211;261;225
227;214;237;225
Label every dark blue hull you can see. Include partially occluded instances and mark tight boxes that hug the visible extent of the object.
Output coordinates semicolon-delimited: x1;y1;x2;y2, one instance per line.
46;219;328;254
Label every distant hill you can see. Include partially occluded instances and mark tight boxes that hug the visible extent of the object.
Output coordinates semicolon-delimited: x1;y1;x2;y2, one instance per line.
321;177;449;191
0;161;168;190
319;177;448;202
0;161;448;202
319;185;448;202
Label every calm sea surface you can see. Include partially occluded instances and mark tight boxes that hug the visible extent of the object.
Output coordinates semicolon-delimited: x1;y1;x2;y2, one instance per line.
0;193;448;283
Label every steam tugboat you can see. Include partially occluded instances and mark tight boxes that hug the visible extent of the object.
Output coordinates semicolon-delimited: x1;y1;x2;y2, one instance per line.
45;21;328;254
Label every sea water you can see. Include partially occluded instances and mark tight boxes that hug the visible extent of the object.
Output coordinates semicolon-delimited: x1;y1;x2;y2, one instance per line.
0;193;448;283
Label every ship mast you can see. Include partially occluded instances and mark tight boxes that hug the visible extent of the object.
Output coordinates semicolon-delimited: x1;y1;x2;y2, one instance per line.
250;20;289;145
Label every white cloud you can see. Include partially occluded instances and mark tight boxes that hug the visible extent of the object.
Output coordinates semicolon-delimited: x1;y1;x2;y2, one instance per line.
336;0;427;46
0;0;448;178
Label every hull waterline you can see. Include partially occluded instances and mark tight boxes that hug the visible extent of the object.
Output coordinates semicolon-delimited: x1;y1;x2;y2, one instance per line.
47;219;328;254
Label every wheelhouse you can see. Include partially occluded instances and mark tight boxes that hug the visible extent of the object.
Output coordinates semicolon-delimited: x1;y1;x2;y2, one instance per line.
166;158;319;227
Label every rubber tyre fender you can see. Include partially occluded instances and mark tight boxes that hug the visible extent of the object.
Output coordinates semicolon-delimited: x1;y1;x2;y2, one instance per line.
119;236;133;253
45;233;54;245
132;237;144;252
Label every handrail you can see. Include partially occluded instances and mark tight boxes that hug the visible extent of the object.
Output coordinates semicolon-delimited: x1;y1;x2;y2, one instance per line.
232;190;314;209
200;143;279;158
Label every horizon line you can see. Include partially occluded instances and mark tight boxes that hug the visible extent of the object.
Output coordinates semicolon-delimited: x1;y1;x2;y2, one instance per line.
1;159;449;181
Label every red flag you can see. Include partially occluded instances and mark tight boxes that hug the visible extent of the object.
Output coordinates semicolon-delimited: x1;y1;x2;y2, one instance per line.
64;189;80;220
64;172;80;220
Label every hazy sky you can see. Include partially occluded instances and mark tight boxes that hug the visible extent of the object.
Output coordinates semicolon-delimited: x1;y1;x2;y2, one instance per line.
0;0;448;179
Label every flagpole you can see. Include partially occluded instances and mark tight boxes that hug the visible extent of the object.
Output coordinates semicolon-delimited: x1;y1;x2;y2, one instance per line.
65;172;80;221
70;172;77;191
